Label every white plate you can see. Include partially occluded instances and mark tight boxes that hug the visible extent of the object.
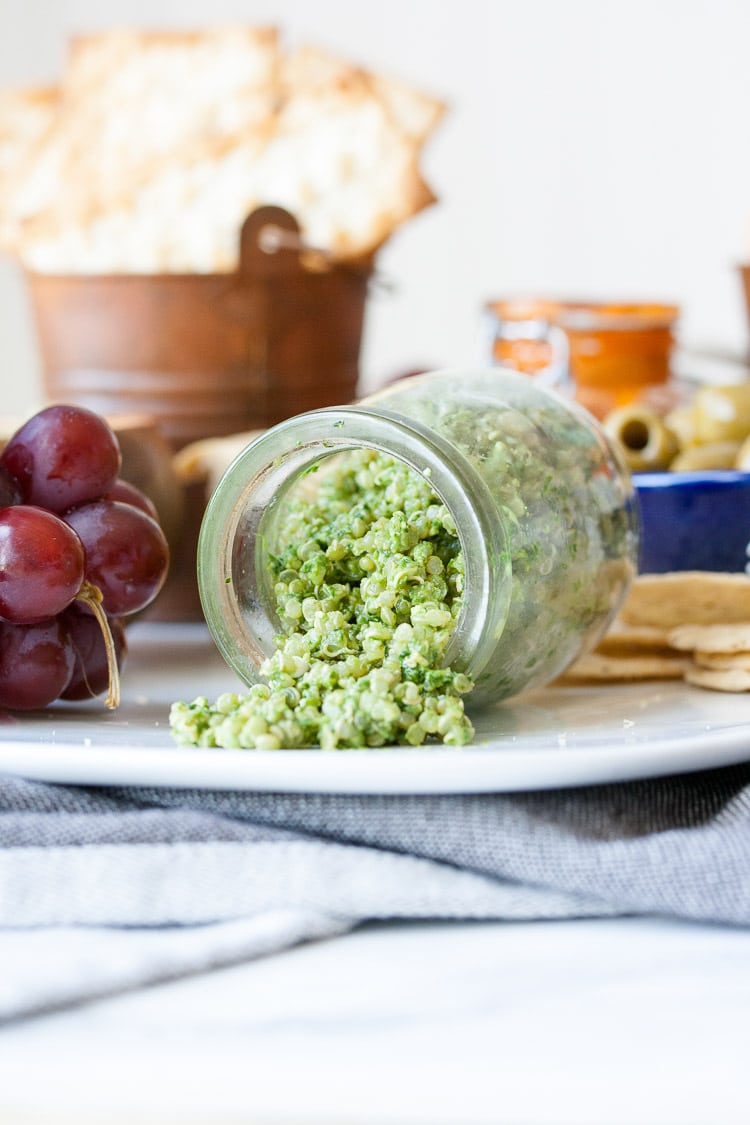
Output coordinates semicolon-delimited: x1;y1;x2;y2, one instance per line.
0;622;748;794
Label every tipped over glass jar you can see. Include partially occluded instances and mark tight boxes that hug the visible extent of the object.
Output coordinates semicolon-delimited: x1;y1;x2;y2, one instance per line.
197;370;638;722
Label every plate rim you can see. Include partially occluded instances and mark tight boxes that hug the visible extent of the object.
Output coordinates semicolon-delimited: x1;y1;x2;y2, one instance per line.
0;720;748;794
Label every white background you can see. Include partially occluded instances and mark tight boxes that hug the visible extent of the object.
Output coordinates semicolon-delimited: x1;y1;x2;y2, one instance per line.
2;0;750;417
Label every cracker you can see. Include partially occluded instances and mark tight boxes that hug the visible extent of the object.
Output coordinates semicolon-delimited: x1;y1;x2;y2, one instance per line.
556;651;688;684
17;29;442;272
173;430;265;490
16;27;281;263
0;85;60;250
252;67;436;261
684;664;750;693
619;572;750;630
22;117;432;272
692;649;750;671
667;621;750;653
594;619;673;656
283;44;446;144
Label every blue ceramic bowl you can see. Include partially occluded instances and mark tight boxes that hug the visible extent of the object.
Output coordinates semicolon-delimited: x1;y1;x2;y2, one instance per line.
634;470;750;573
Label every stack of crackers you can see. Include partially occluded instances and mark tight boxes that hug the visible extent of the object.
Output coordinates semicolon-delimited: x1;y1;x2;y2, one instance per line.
560;571;750;693
0;27;445;273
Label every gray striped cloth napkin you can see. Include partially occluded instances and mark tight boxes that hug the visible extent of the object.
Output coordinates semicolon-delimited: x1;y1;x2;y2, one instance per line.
0;761;748;1021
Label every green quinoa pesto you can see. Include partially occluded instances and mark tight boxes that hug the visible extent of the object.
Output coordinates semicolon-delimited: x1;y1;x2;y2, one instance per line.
170;450;475;750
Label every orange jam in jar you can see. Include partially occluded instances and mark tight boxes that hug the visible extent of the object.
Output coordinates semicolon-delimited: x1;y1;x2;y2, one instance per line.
555;302;679;420
482;298;567;379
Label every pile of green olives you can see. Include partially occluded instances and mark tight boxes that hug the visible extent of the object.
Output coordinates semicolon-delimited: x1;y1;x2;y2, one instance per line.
604;384;750;473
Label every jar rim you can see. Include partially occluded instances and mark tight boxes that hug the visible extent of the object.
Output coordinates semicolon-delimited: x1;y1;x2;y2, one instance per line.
197;404;511;690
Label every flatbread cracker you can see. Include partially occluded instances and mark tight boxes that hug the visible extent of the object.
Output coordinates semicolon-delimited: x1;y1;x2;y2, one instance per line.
15;27;281;226
282;44;446;144
692;649;750;671
16;29;442;272
619;572;750;630
0;85;60;250
23;105;433;271
556;651;688;684
594;620;673;656
173;430;264;490
667;621;750;654
684;664;750;693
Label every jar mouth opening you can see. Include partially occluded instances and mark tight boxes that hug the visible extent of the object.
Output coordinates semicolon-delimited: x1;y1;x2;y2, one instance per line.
197;406;511;690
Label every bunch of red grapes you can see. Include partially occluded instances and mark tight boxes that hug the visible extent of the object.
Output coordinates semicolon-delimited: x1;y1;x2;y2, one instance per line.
0;404;170;711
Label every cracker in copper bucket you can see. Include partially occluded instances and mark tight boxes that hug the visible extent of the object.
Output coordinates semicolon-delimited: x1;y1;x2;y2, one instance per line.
0;28;445;620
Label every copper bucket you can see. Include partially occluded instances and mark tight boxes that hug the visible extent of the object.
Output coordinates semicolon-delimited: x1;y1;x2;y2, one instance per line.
25;206;373;619
26;205;372;451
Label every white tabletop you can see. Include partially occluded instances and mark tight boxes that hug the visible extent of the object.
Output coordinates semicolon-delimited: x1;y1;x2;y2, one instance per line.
0;913;748;1124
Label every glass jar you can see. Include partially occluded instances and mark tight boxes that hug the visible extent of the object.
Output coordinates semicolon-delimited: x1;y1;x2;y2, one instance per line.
481;298;569;382
556;302;680;420
198;369;638;706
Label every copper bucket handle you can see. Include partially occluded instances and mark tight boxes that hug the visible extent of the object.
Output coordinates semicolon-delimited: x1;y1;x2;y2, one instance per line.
238;205;331;277
237;205;391;291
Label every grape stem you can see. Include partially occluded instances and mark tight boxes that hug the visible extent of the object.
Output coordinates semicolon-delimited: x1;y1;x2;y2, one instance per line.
75;581;121;709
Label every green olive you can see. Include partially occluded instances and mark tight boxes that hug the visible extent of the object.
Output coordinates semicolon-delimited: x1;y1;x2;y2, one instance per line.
603;405;678;471
664;404;697;449
670;441;742;471
692;384;750;444
734;434;750;470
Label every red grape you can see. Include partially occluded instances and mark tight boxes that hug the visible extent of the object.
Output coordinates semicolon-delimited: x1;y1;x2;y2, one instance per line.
0;404;121;513
0;465;21;507
0;505;85;623
0;403;172;712
104;478;159;521
0;618;75;710
64;500;169;616
60;605;126;700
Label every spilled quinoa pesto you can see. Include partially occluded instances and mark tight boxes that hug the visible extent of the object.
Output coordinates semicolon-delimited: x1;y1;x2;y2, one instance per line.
170;450;475;750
